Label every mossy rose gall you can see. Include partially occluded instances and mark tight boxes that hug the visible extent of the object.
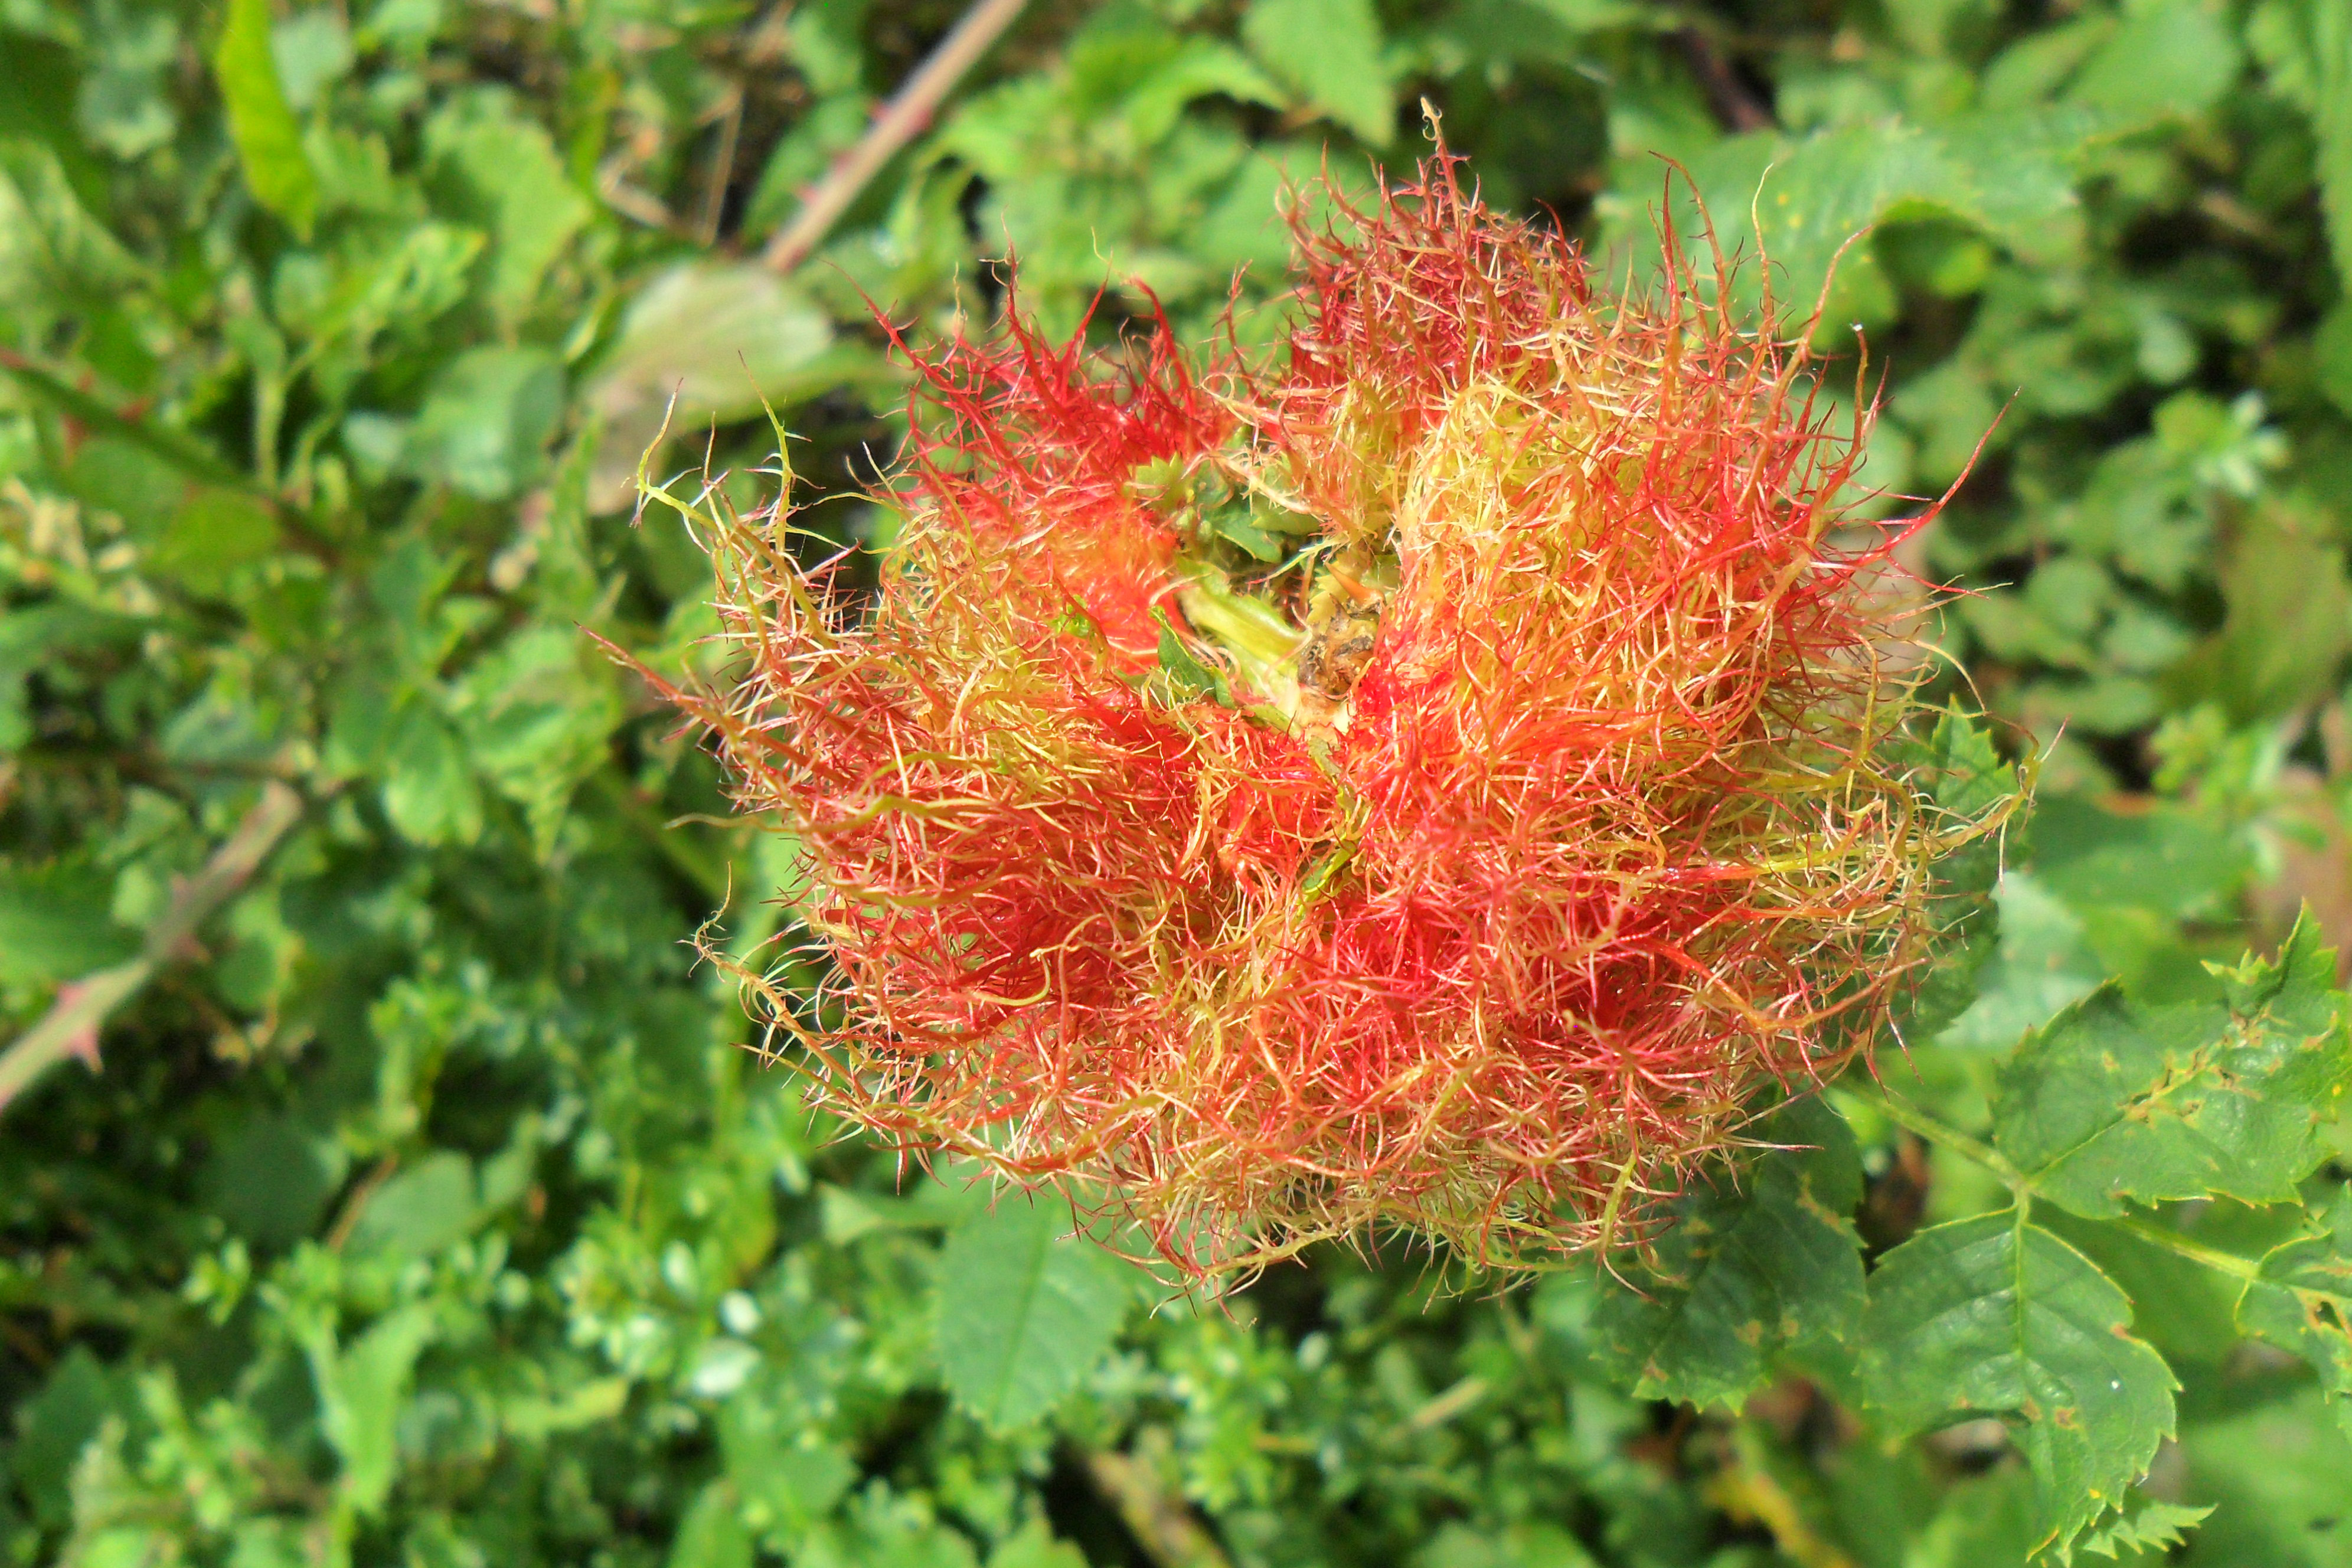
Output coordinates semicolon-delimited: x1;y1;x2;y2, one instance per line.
646;155;2006;1279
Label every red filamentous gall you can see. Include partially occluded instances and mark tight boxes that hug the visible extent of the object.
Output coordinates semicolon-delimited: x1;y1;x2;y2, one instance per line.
651;156;2000;1279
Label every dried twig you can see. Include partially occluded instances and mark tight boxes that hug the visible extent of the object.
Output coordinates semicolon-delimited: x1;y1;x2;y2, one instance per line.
762;0;1029;273
0;779;308;1116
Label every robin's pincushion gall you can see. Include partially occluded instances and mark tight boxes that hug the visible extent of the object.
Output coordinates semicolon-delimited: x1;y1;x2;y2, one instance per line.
654;156;1996;1279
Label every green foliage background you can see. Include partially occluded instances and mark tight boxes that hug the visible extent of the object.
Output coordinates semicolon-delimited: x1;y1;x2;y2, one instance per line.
4;0;2352;1564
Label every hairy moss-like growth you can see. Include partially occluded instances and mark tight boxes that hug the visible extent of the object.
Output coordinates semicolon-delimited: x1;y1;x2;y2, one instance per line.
654;156;1999;1279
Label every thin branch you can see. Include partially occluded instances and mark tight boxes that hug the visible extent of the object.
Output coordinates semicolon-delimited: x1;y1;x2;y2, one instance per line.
1676;25;1775;134
761;0;1030;273
0;779;308;1116
1083;1442;1234;1568
1858;1090;2026;1189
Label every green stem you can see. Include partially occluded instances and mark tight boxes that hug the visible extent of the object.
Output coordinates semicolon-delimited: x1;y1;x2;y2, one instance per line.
1867;1092;2029;1190
2108;1213;2262;1282
1858;1093;2267;1286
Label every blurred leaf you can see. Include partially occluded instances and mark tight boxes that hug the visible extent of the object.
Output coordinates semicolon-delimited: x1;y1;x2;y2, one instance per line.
388;345;567;499
1861;1212;2177;1557
2066;0;2242;122
0;352;250;496
202;1115;348;1249
2235;1187;2352;1438
0;858;141;986
584;262;860;506
0;141;144;308
2173;1390;2352;1565
423;89;591;324
0;31;103;198
270;9;355;112
449;627;625;854
668;1482;754;1568
2074;1495;2212;1559
933;1200;1132;1431
2166;500;2351;723
985;1520;1090;1568
1992;913;2352;1216
1420;1520;1600;1568
380;703;487;846
9;1348;126;1528
1242;0;1393;145
2030;796;2250;923
149;488;279;594
718;1382;855;1540
213;0;319;238
501;1376;631;1441
1593;1097;1866;1409
0;601;146;752
346;1151;479;1263
2248;0;2352;286
307;1305;436;1515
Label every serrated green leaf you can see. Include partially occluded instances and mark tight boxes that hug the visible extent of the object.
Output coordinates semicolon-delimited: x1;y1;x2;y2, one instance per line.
1860;1212;2177;1558
1240;0;1394;145
213;0;319;238
2235;1187;2352;1440
1593;1098;1865;1409
933;1198;1132;1431
1991;914;2352;1217
2076;1494;2211;1559
2248;0;2352;288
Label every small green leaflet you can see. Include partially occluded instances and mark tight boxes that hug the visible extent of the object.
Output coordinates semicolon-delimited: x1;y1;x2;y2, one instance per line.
1151;607;1234;707
1860;1212;2177;1560
1593;1097;1866;1409
212;0;319;238
1991;912;2352;1217
933;1199;1133;1431
2235;1187;2352;1440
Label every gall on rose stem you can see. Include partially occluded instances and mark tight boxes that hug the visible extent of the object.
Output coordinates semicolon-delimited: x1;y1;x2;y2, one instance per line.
632;151;2016;1284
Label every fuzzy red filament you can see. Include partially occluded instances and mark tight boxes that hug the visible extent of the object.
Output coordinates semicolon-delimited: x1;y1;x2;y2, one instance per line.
667;159;1974;1278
